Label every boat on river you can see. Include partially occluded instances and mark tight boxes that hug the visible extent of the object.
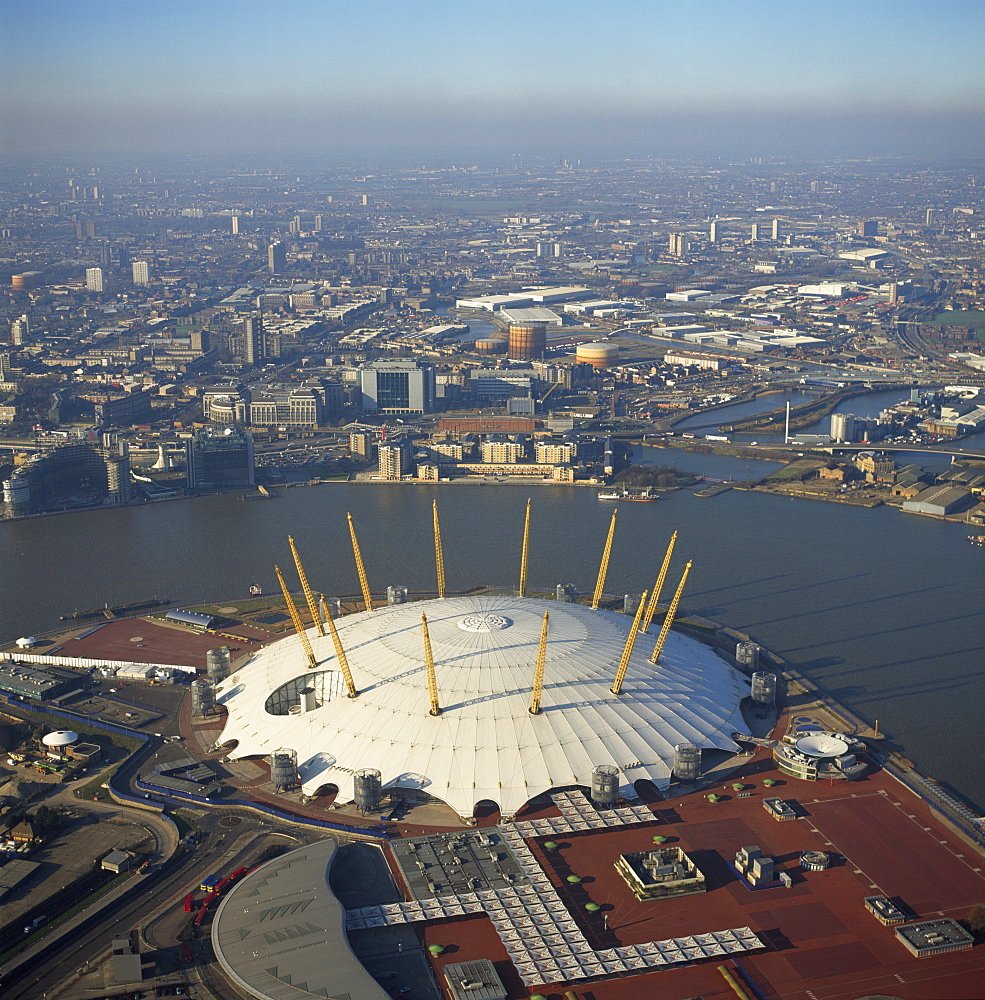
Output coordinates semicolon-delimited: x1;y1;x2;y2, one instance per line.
597;488;659;502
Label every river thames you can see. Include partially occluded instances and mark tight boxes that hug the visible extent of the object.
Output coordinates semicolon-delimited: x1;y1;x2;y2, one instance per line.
1;453;983;810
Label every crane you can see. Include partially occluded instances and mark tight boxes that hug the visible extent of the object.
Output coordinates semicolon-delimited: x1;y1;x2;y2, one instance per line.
275;564;317;670
649;561;692;665
320;595;358;698
528;611;550;715
591;508;618;610
347;512;374;612
611;589;648;696
518;498;532;598
421;613;440;716
433;500;446;599
642;530;678;633
288;535;325;637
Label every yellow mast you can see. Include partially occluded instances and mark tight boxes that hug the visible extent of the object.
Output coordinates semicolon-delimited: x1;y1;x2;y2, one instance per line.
347;512;374;612
591;508;618;610
432;500;446;599
611;589;648;696
288;535;325;637
320;595;358;698
421;613;440;716
642;530;678;633
649;560;692;665
275;564;317;670
528;611;550;715
518;497;532;598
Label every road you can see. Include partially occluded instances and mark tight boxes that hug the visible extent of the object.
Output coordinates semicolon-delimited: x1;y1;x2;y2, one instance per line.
0;811;309;1000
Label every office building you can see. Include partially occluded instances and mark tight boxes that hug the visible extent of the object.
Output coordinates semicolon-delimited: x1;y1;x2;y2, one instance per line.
360;359;435;415
85;267;104;292
709;221;720;244
231;214;240;234
131;260;150;285
925;208;935;226
242;314;264;366
10;314;29;346
267;241;287;274
771;218;781;241
858;219;878;238
186;426;255;491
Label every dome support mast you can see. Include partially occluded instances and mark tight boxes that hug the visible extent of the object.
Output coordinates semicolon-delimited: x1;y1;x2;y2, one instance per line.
347;512;374;612
320;595;358;698
433;500;446;599
288;535;325;637
611;588;648;695
528;611;550;715
518;498;532;597
422;613;441;716
591;508;618;610
649;561;692;665
275;564;317;670
642;530;678;633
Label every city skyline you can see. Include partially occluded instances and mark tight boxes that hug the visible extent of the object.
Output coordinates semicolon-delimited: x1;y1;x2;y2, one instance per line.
1;0;984;159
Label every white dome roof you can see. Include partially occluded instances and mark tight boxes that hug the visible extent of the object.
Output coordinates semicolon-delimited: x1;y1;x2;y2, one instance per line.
215;596;748;818
42;730;79;747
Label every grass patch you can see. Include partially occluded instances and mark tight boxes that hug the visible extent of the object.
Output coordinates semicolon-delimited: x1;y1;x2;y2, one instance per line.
767;459;825;482
934;310;985;329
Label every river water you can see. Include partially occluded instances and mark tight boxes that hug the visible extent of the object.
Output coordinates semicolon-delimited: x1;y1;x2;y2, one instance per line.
1;459;982;810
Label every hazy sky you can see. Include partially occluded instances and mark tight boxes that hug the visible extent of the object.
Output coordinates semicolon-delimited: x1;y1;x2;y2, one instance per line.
1;0;983;160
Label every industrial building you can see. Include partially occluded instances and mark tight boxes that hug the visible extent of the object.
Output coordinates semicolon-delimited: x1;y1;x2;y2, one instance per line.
359;358;435;415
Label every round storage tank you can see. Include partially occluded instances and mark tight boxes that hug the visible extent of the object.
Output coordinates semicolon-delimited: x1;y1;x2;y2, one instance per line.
736;641;761;671
575;342;619;370
190;679;215;718
508;321;547;361
591;764;620;807
751;671;777;705
269;748;298;792
475;337;507;355
353;768;383;812
206;646;232;684
674;743;701;781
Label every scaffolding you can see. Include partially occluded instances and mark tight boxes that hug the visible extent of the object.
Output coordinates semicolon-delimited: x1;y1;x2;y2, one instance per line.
591;509;618;610
650;561;693;665
611;589;648;696
528;611;550;715
347;512;374;612
275;564;317;670
288;535;325;637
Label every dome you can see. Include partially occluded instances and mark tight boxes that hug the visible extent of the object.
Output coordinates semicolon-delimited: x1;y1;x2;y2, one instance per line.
215;596;748;818
42;730;79;748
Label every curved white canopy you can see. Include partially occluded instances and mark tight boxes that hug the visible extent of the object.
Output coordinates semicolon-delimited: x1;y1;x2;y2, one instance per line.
215;596;748;818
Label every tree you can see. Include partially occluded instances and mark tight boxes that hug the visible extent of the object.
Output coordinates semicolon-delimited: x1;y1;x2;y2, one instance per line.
968;904;985;935
29;805;62;839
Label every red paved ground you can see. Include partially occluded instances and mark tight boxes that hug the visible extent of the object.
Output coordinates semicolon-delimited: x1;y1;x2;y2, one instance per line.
418;753;985;1000
50;616;263;669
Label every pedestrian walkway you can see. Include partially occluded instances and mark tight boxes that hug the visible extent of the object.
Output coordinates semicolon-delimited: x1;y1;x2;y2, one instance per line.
347;791;763;989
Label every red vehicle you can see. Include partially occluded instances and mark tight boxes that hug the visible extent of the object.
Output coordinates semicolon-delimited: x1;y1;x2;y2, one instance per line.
180;941;193;964
183;893;195;913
